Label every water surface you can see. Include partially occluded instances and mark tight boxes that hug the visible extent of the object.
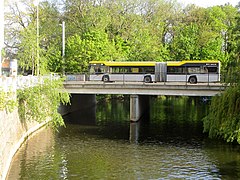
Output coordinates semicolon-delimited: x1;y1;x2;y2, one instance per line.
7;96;240;179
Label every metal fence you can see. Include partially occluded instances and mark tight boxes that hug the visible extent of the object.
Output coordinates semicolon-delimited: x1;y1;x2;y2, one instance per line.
64;72;220;86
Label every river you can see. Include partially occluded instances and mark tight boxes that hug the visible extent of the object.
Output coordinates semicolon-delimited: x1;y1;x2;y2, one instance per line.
7;96;240;179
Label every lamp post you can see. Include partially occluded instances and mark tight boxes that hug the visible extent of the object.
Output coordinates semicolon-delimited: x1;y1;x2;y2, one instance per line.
62;21;65;75
34;0;39;76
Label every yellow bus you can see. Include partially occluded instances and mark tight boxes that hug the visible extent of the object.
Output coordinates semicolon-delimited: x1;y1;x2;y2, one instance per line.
89;60;220;83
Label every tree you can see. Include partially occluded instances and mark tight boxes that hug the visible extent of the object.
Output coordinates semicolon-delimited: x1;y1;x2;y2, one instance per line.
17;23;38;74
65;30;117;73
5;0;240;76
203;79;240;143
5;0;40;74
5;0;63;74
203;3;240;144
171;23;200;60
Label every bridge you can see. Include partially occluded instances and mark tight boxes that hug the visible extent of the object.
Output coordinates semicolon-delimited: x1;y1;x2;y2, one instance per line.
63;81;225;96
0;75;226;122
63;80;226;122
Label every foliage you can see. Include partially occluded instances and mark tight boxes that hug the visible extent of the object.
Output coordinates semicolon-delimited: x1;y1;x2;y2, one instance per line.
202;4;240;143
17;23;38;75
203;55;240;143
0;90;18;113
65;30;117;73
5;0;62;75
17;78;70;128
203;83;240;143
5;0;239;74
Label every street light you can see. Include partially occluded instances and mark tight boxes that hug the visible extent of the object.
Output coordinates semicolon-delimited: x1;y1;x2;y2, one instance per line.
34;0;39;76
62;21;65;75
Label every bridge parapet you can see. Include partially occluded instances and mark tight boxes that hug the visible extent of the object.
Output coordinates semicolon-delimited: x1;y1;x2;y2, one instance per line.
64;81;226;97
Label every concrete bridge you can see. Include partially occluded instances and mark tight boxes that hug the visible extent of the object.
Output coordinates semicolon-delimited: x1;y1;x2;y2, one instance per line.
0;75;226;122
63;81;225;96
63;81;226;122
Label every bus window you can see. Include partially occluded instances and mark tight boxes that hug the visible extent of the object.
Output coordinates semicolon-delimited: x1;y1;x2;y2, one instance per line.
112;67;119;73
90;65;105;74
111;67;129;73
140;67;154;73
131;68;139;73
188;67;201;73
202;66;208;73
90;66;95;74
120;67;129;73
167;67;185;74
207;67;218;73
96;67;102;73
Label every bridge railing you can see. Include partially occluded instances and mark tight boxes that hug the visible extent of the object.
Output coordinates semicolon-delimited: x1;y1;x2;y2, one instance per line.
64;72;218;85
0;74;60;92
65;74;87;81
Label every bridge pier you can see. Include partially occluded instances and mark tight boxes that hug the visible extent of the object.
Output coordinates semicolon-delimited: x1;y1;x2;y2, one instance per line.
130;95;149;122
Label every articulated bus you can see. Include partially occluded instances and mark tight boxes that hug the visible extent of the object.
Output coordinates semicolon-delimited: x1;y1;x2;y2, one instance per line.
89;60;220;84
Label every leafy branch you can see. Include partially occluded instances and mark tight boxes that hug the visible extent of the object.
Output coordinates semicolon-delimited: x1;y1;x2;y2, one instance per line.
17;78;70;128
0;89;18;113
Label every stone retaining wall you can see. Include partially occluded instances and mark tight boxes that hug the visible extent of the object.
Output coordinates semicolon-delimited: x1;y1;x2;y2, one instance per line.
0;109;45;180
0;75;61;180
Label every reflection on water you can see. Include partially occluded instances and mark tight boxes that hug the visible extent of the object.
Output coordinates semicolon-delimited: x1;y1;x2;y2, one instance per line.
7;96;240;179
129;122;140;143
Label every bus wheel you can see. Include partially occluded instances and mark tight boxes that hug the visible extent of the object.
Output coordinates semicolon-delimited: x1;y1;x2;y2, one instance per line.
102;75;110;82
189;76;197;84
144;76;152;83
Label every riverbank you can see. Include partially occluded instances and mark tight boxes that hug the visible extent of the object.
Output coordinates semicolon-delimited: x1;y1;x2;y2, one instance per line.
0;108;47;180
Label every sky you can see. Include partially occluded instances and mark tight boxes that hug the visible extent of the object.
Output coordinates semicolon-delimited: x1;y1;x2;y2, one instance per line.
178;0;239;7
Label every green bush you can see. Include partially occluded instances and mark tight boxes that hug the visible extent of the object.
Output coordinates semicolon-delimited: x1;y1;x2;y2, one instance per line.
17;78;70;128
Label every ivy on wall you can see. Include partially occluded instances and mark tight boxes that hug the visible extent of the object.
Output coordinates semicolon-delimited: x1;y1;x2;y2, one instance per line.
17;78;70;128
0;90;18;113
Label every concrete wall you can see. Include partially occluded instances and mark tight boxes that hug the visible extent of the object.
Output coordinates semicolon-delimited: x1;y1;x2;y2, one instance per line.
130;95;150;122
0;108;46;180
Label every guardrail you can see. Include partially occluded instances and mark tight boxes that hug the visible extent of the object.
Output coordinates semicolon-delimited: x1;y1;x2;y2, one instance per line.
64;73;220;86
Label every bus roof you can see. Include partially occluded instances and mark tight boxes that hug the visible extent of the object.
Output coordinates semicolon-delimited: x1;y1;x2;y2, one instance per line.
89;60;220;67
167;60;220;66
89;61;156;66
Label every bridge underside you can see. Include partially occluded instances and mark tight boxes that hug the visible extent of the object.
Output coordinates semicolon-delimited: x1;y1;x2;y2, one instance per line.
59;94;96;124
60;94;149;122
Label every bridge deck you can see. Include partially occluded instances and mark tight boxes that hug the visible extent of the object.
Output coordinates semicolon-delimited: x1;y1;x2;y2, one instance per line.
64;81;225;96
